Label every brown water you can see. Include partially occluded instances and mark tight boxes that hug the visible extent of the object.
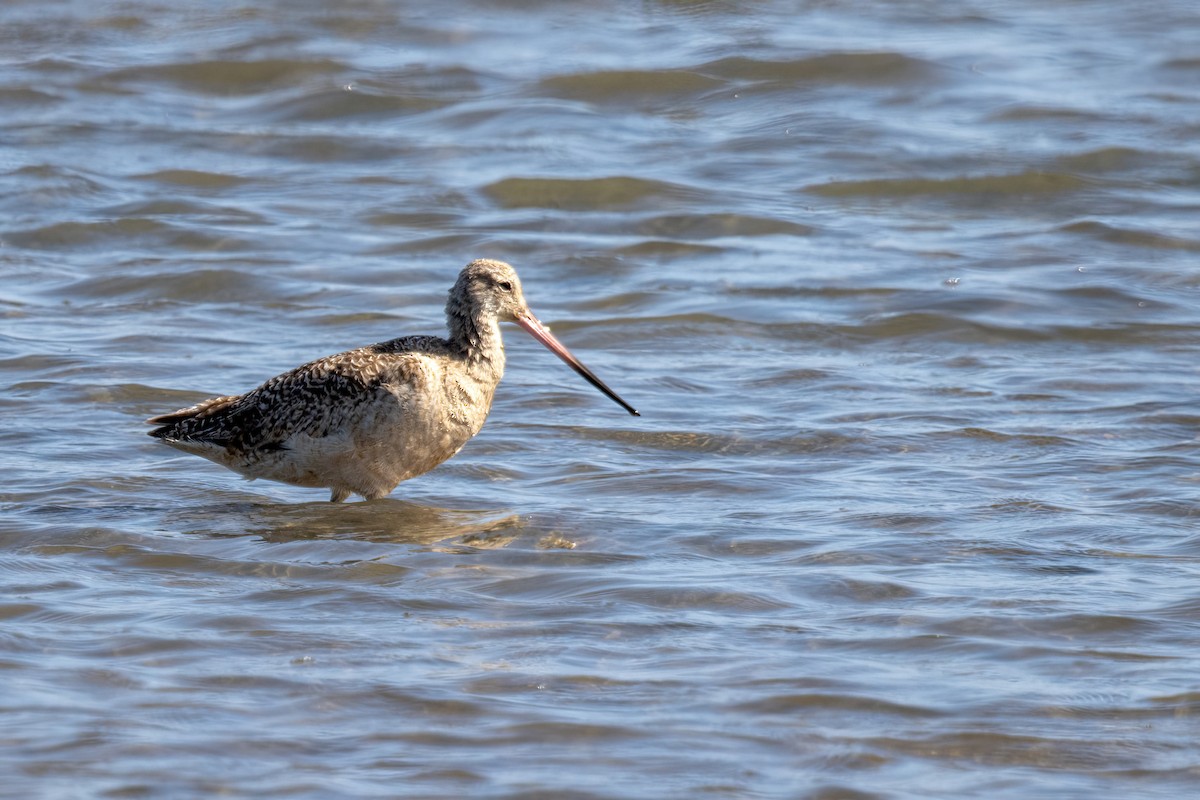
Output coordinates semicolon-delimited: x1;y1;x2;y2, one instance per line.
3;1;1200;797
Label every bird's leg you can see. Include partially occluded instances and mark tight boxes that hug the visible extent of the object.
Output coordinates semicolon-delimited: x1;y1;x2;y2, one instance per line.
329;488;350;503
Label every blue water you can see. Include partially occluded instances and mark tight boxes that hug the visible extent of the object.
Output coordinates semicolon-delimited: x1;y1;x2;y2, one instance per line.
3;1;1200;797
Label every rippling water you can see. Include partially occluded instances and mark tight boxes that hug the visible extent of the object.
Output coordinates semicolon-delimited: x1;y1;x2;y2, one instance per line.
3;1;1200;797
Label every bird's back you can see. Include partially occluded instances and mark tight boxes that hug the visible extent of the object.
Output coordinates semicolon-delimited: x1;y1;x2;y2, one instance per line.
147;335;491;500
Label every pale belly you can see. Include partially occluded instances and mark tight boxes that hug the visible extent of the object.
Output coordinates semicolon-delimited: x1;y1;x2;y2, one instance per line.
245;398;481;498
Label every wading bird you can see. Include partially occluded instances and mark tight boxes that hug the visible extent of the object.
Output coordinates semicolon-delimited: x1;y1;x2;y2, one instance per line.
147;259;638;501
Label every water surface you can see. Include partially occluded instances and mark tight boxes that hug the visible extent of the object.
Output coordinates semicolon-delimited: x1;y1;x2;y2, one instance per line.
3;1;1200;797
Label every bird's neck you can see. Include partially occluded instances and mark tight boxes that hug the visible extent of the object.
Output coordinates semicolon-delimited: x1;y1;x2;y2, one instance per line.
443;313;506;431
448;310;506;373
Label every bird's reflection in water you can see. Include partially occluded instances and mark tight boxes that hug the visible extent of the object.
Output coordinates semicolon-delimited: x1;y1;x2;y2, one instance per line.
174;497;527;549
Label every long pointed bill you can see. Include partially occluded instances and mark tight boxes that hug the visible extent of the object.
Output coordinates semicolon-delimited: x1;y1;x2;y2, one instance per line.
515;311;640;417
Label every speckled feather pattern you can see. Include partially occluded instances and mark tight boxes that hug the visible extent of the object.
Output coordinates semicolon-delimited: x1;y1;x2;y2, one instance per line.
153;337;452;449
148;260;517;502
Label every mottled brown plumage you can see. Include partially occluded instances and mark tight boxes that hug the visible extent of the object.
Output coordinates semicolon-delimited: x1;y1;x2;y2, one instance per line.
147;259;638;502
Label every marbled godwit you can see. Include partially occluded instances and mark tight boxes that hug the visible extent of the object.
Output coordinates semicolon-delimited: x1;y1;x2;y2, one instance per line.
147;259;638;502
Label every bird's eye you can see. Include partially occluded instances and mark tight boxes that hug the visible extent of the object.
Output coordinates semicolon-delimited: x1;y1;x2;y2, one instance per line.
497;280;513;292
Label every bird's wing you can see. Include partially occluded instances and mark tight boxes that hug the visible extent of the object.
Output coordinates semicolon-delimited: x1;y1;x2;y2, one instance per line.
146;345;436;452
